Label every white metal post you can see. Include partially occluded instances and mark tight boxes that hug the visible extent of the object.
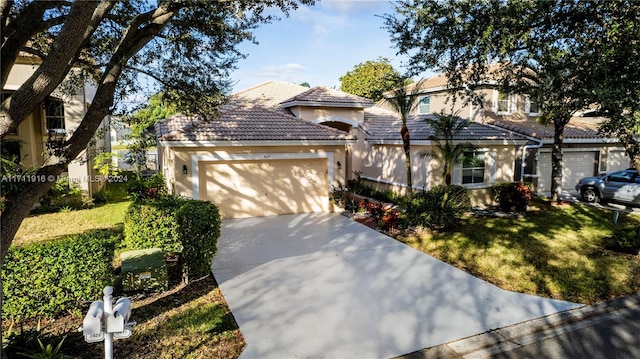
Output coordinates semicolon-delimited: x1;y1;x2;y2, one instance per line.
103;286;114;359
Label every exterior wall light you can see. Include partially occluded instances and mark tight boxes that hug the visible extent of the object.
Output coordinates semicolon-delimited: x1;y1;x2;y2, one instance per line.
182;164;188;175
337;161;342;170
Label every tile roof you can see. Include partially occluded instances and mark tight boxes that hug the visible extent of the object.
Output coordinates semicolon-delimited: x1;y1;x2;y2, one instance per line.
280;86;374;108
485;117;605;140
156;103;355;142
228;81;309;108
362;107;531;142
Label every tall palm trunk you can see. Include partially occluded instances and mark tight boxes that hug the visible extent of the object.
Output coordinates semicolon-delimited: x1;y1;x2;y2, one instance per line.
401;124;413;200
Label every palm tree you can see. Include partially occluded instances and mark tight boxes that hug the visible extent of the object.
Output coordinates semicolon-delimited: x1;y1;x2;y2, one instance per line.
385;79;423;200
421;112;476;207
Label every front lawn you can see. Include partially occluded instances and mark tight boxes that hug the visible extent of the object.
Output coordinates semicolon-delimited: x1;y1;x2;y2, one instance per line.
5;183;244;358
398;199;640;304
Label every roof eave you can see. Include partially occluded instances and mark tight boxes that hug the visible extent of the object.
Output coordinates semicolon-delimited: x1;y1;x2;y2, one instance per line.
280;100;373;109
158;139;357;148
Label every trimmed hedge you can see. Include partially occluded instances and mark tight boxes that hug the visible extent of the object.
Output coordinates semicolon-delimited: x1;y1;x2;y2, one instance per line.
123;197;182;254
124;197;221;280
2;230;116;319
176;200;221;278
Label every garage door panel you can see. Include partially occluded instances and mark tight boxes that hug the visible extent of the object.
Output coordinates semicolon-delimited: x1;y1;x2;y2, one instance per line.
538;152;597;194
203;159;328;219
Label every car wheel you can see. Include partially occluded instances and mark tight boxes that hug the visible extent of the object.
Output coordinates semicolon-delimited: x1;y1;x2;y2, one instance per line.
581;187;600;203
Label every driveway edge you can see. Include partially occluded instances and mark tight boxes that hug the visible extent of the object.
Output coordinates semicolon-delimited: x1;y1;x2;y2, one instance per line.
395;294;640;359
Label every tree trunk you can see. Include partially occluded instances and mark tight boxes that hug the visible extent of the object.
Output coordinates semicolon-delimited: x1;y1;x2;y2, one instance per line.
550;121;566;204
401;124;412;200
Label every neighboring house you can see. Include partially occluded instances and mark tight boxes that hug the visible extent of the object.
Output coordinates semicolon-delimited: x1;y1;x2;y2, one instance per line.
156;81;538;218
3;55;111;196
156;82;359;219
378;74;632;196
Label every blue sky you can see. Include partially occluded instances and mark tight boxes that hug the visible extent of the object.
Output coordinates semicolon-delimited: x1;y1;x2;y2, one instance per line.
230;1;415;92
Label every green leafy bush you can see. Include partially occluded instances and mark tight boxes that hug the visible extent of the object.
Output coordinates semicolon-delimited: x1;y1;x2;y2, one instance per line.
176;200;221;279
492;182;532;212
124;196;221;280
403;185;471;230
2;230;116;320
126;173;168;202
123;197;182;254
92;189;111;204
36;179;89;213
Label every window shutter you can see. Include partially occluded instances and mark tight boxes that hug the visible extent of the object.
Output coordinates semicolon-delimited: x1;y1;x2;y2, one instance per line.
492;89;498;112
524;96;531;113
510;95;517;113
453;162;462;185
488;151;498;184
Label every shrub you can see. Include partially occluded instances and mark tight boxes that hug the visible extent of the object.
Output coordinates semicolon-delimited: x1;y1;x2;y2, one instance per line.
126;173;167;202
403;185;471;230
176;200;221;279
37;179;89;212
123;197;182;254
124;196;221;281
2;230;116;320
492;182;532;212
92;189;111;204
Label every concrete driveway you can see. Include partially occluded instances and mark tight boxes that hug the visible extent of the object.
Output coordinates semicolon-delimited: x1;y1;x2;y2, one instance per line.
212;213;582;359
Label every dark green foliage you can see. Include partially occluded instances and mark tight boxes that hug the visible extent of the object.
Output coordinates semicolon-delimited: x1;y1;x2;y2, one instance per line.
403;185;471;230
2;231;116;320
176;200;221;279
91;189;110;204
36;180;88;213
126;173;168;202
492;182;532;212
124;196;221;280
339;57;405;102
123;197;182;254
346;174;405;205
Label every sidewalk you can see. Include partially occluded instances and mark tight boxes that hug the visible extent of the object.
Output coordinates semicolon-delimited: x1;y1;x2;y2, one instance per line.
395;294;640;359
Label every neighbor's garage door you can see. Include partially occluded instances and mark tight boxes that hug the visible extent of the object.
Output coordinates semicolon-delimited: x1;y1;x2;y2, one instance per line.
538;151;597;194
202;159;328;219
607;150;631;172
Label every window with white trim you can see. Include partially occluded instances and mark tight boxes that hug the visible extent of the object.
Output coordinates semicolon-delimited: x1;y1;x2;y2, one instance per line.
462;151;486;184
45;97;65;134
418;96;430;114
525;96;541;116
494;90;517;114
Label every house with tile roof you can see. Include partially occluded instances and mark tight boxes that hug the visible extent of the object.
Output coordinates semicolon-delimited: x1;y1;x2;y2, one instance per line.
157;81;540;218
3;55;111;196
377;74;633;196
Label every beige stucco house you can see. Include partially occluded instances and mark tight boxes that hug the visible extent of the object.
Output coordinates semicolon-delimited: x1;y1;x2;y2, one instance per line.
3;55;111;195
378;75;633;196
157;81;538;218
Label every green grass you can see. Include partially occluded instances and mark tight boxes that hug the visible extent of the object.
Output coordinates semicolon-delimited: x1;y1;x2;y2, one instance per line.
15;202;128;245
399;199;640;304
8;182;245;358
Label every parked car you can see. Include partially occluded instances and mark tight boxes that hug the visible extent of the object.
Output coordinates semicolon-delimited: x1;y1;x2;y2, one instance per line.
575;169;640;205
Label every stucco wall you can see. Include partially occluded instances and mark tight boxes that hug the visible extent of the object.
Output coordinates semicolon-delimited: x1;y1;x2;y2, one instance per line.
352;140;518;207
4;59;108;194
289;106;364;125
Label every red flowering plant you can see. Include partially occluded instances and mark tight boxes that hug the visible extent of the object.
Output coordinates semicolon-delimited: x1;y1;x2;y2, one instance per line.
492;182;532;212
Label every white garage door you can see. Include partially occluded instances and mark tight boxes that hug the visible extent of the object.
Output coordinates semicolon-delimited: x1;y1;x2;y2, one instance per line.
607;150;631;172
538;151;597;194
202;159;329;219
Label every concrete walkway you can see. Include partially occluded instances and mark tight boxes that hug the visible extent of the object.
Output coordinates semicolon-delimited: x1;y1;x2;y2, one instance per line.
212;213;581;358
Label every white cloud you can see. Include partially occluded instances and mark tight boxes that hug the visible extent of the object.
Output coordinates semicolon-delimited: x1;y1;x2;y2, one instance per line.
255;63;308;82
